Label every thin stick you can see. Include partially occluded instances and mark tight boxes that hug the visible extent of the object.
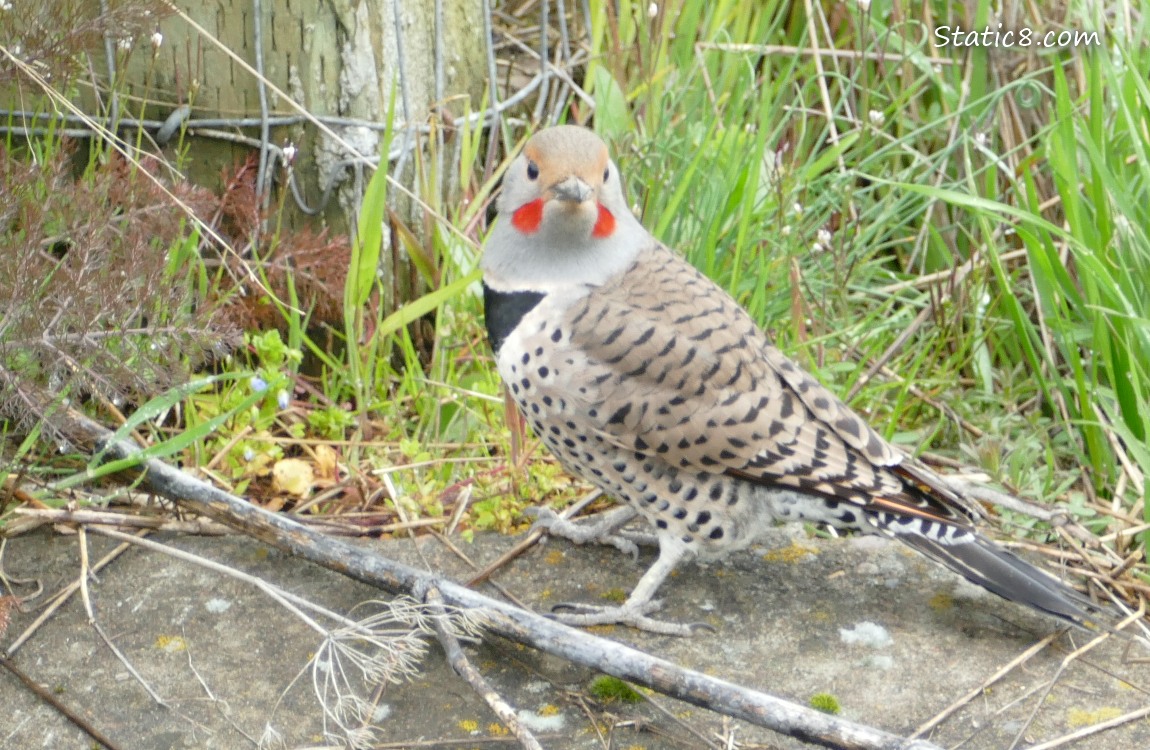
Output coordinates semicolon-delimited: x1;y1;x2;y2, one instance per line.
14;507;229;534
910;632;1058;738
425;587;543;750
1024;703;1150;750
5;533;139;657
1007;622;1137;750
465;489;603;587
77;527;169;707
445;483;473;537
432;531;530;610
63;409;940;750
696;42;961;65
371;737;557;747
640;690;723;750
0;655;123;750
89;528;379;637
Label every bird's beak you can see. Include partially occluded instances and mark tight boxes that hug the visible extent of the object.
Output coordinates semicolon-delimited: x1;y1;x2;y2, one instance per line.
550;176;593;204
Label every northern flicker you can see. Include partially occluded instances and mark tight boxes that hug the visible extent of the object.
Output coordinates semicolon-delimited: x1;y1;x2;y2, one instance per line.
481;125;1098;635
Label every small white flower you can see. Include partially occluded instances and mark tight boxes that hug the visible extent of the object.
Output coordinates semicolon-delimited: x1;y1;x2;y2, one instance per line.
117;37;133;52
780;225;792;237
244;447;255;462
812;241;825;254
857;0;871;10
282;143;297;166
867;109;885;126
277;390;290;410
792;202;804;216
817;228;833;246
974;131;988;147
648;2;658;18
0;2;13;12
150;31;163;49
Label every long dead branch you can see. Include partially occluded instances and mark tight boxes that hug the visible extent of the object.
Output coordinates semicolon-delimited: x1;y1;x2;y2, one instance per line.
52;407;940;750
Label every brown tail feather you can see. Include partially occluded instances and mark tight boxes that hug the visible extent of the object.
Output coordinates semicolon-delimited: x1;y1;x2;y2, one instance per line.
895;531;1101;629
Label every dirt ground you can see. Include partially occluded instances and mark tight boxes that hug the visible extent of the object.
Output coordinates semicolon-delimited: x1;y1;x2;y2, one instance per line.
2;522;1148;749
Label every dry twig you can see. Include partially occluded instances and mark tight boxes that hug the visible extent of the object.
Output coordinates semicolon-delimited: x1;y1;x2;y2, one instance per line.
55;405;940;750
910;632;1059;738
0;655;123;750
466;489;603;587
424;586;543;750
4;531;142;656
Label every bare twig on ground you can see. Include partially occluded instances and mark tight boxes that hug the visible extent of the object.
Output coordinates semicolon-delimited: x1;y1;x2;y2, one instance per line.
638;688;724;750
4;531;142;656
53;406;941;750
431;531;530;609
424;586;543;750
181;631;262;743
0;538;44;602
0;655;123;750
910;632;1059;738
371;739;557;748
466;489;603;587
1006;620;1142;750
76;527;169;707
1024;703;1150;750
12;507;230;535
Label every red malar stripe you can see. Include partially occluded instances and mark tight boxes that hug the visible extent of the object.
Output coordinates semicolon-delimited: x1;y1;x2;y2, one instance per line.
511;199;544;233
593;204;616;238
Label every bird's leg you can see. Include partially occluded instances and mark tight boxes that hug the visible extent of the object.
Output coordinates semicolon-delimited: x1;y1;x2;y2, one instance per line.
528;504;656;559
548;539;708;636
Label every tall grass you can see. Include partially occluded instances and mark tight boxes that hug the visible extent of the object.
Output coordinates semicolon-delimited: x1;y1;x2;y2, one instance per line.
3;0;1146;561
572;0;1148;551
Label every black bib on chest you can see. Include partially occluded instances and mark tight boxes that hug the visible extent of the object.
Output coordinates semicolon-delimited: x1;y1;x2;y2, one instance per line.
483;283;546;353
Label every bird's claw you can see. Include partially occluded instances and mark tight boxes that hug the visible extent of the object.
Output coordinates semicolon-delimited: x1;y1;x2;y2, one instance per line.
547;599;710;636
527;506;642;560
523;505;559;529
551;598;664;616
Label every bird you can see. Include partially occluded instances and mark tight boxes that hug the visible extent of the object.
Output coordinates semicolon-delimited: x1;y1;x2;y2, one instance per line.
480;124;1101;635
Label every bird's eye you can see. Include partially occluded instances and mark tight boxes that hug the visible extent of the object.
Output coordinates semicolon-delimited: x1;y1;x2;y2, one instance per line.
603;167;610;182
526;161;539;180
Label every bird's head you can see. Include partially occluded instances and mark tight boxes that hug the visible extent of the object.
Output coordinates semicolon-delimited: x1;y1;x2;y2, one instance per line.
498;125;626;243
484;126;644;286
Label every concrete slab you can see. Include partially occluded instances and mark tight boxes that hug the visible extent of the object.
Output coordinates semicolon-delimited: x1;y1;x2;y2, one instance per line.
2;524;1147;749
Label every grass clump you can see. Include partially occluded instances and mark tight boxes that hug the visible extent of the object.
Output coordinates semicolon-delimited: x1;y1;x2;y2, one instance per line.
588;675;644;704
809;692;842;715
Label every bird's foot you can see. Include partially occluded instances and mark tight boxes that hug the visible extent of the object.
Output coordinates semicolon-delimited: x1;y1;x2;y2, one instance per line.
548;599;713;637
526;506;653;559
